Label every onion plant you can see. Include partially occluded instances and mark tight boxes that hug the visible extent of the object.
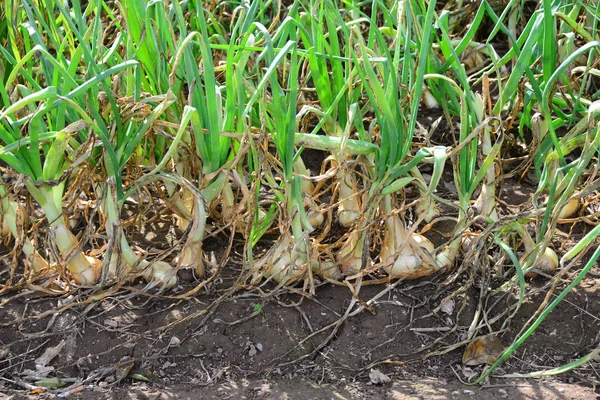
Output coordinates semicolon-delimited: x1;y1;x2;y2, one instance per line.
0;89;103;285
293;2;363;229
247;32;324;286
0;0;131;285
332;0;450;280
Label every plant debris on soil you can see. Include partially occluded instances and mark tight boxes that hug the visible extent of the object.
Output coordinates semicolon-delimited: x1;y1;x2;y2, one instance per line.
1;217;599;398
1;279;599;399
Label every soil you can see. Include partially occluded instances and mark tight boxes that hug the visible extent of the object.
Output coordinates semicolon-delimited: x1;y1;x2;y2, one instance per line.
1;243;599;399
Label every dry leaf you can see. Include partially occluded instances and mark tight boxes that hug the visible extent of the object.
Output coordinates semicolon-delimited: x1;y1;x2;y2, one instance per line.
462;334;504;366
116;357;134;381
35;340;66;369
129;369;162;384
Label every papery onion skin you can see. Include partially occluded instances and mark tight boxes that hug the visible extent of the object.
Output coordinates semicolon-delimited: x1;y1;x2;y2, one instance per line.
313;260;341;280
175;242;205;278
306;196;325;228
416;198;439;223
336;230;364;274
337;176;361;228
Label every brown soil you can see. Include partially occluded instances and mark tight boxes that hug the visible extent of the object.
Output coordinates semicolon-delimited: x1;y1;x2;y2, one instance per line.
1;256;599;399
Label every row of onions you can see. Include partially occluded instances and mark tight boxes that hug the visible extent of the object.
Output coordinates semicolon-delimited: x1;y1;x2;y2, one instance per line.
1;0;599;333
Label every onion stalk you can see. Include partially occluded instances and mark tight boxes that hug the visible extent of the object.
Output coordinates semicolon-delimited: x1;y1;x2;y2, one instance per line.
295;106;360;228
105;179;178;288
471;93;500;221
0;184;50;276
254;177;317;285
23;130;101;285
336;1;441;278
337;228;366;274
337;174;362;228
293;157;324;228
248;43;325;286
531;110;585;220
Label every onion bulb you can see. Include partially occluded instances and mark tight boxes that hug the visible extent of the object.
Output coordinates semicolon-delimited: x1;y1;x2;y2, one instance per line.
472;183;498;220
336;229;365;274
523;247;558;279
257;234;310;285
22;239;51;276
380;214;438;279
141;260;178;288
51;224;101;285
175;241;205;278
0;197;51;276
337;175;361;227
313;259;341;280
515;224;558;279
421;87;439;109
558;198;579;219
305;195;324;228
435;247;455;272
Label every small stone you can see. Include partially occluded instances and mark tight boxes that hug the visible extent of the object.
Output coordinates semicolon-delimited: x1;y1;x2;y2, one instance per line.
256;343;263;352
440;298;455;315
369;369;391;384
249;346;257;357
558;387;565;393
498;388;508;398
168;337;181;347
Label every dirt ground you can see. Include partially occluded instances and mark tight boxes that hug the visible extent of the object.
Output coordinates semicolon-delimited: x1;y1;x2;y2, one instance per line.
1;258;599;399
1;379;598;399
